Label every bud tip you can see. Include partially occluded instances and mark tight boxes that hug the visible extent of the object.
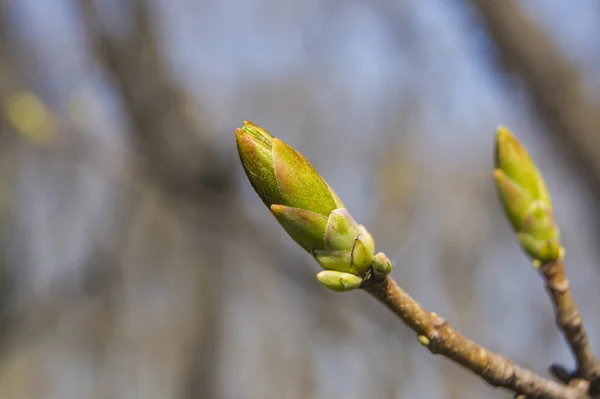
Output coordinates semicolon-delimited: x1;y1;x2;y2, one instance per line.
496;125;511;139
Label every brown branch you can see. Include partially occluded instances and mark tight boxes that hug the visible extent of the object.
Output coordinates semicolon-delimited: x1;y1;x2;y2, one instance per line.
363;275;590;399
539;260;600;383
465;2;600;388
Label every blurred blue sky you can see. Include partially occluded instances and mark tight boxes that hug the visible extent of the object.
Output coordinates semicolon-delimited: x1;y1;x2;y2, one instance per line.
7;0;600;160
5;2;600;397
10;0;599;121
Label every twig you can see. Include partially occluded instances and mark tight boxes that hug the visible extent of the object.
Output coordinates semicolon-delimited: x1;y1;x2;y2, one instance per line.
362;275;590;399
539;260;600;384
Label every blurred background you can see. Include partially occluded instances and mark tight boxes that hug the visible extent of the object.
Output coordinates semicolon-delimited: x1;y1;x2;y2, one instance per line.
0;0;599;398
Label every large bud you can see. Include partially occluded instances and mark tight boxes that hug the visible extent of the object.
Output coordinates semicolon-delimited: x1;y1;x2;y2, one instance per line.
236;121;390;290
493;126;563;266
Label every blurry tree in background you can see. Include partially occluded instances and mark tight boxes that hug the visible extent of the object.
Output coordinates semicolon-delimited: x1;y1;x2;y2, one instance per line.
0;0;599;398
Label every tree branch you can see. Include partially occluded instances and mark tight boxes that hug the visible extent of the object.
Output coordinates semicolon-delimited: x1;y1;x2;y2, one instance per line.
463;2;600;392
539;261;600;384
362;275;590;399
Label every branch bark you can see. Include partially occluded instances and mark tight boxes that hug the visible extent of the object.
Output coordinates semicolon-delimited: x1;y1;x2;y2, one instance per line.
467;1;600;390
540;261;600;384
363;275;590;399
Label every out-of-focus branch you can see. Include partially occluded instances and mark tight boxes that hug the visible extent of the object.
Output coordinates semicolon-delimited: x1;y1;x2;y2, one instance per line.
539;260;600;385
468;0;600;198
363;275;590;399
0;7;37;348
77;2;234;398
79;0;234;204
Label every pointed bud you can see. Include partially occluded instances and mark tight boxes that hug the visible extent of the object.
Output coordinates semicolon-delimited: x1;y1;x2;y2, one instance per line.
371;252;392;279
495;126;551;206
493;126;563;264
235;124;282;208
235;121;339;215
235;121;381;288
494;169;534;231
270;205;329;252
272;137;338;216
316;270;363;292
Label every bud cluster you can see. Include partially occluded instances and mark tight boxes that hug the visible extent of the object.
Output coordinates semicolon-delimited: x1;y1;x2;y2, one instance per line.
236;121;392;291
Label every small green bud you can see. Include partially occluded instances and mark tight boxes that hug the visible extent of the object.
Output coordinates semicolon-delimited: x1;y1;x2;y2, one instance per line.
493;126;563;264
371;252;392;279
270;205;329;252
418;335;430;347
313;249;353;273
324;209;360;250
517;233;564;268
349;235;374;275
316;270;363;292
314;232;375;276
357;225;375;255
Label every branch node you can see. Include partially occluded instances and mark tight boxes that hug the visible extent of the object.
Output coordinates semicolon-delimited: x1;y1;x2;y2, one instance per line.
363;275;590;399
550;363;573;384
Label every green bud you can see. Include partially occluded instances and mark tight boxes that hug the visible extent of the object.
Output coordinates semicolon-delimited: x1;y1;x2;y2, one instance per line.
371;252;392;279
324;209;360;250
357;225;375;255
312;231;375;276
493;169;534;231
522;201;556;239
349;235;373;275
235;123;282;208
316;270;363;292
495;126;551;206
313;249;353;273
236;120;338;215
517;233;564;268
235;121;380;288
270;205;329;252
272;136;338;216
418;335;430;347
493;126;563;264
